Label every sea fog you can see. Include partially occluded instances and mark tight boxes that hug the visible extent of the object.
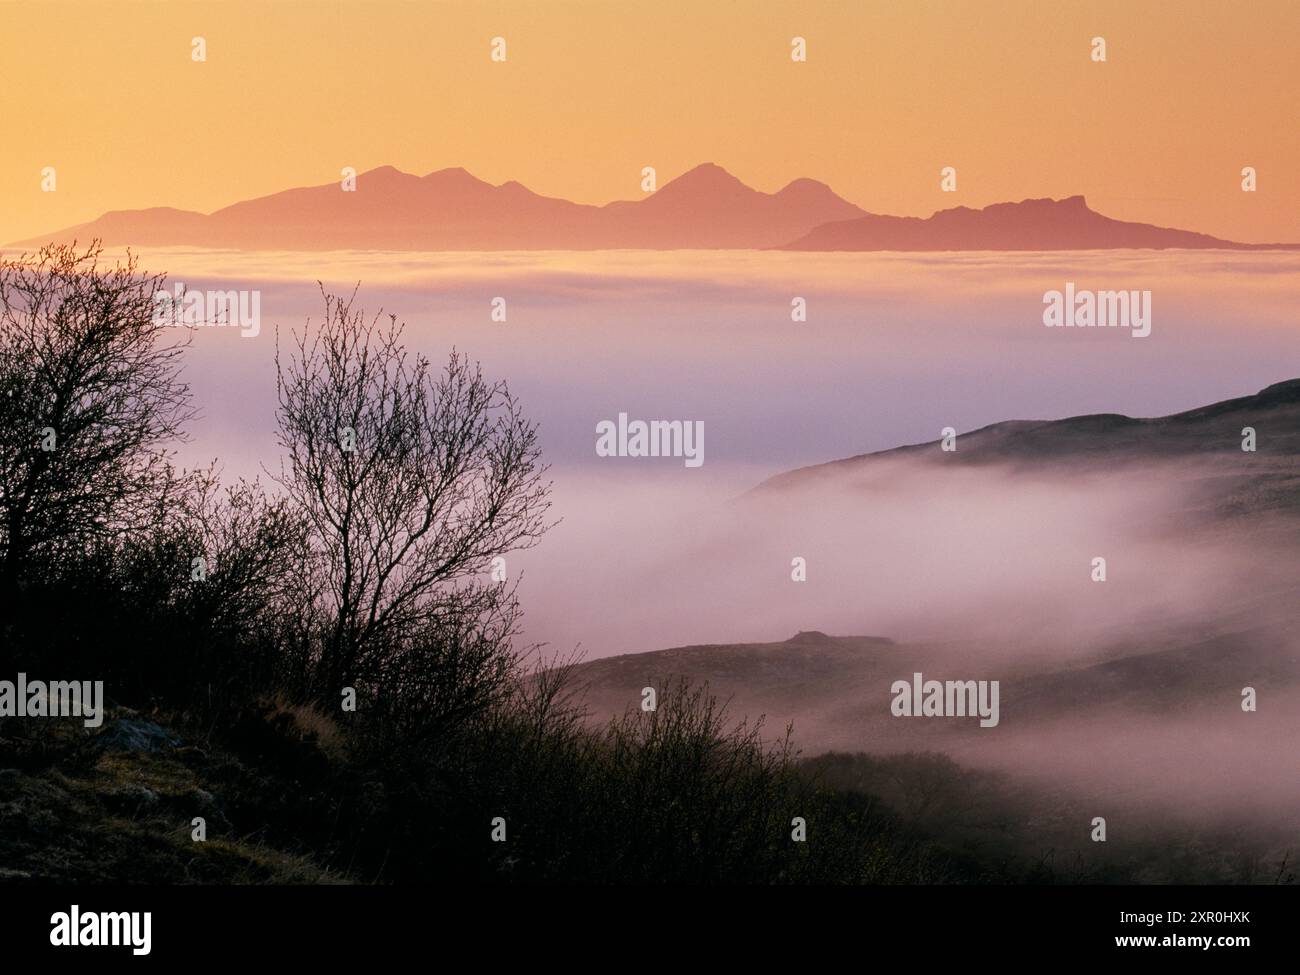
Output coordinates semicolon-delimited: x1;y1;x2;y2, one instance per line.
96;247;1300;659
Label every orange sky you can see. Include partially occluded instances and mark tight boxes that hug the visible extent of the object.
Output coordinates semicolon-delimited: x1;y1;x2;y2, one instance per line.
2;0;1296;245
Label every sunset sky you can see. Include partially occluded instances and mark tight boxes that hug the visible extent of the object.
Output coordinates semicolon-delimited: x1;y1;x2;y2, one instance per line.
2;0;1296;245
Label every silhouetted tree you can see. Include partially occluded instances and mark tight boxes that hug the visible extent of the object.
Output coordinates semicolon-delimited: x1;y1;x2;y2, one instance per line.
273;290;553;705
0;242;192;606
0;257;942;886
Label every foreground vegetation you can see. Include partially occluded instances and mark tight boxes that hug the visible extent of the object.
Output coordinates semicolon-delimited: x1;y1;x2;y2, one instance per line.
0;244;924;884
0;245;1291;885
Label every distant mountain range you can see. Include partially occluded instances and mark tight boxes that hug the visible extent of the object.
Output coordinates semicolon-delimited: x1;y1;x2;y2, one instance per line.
781;194;1296;251
12;164;1297;252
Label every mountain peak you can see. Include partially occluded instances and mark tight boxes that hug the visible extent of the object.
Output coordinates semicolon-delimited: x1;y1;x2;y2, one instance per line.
786;630;836;645
1024;194;1091;212
359;164;410;180
679;161;734;178
775;177;842;199
423;166;487;183
658;163;749;194
975;194;1092;215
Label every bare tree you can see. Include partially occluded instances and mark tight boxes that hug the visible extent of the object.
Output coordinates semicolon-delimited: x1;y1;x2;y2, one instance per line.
273;289;553;698
0;242;193;599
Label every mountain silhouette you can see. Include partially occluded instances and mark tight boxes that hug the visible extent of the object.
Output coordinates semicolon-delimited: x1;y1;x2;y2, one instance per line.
11;163;864;251
755;378;1300;494
780;195;1296;251
13;165;1294;252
